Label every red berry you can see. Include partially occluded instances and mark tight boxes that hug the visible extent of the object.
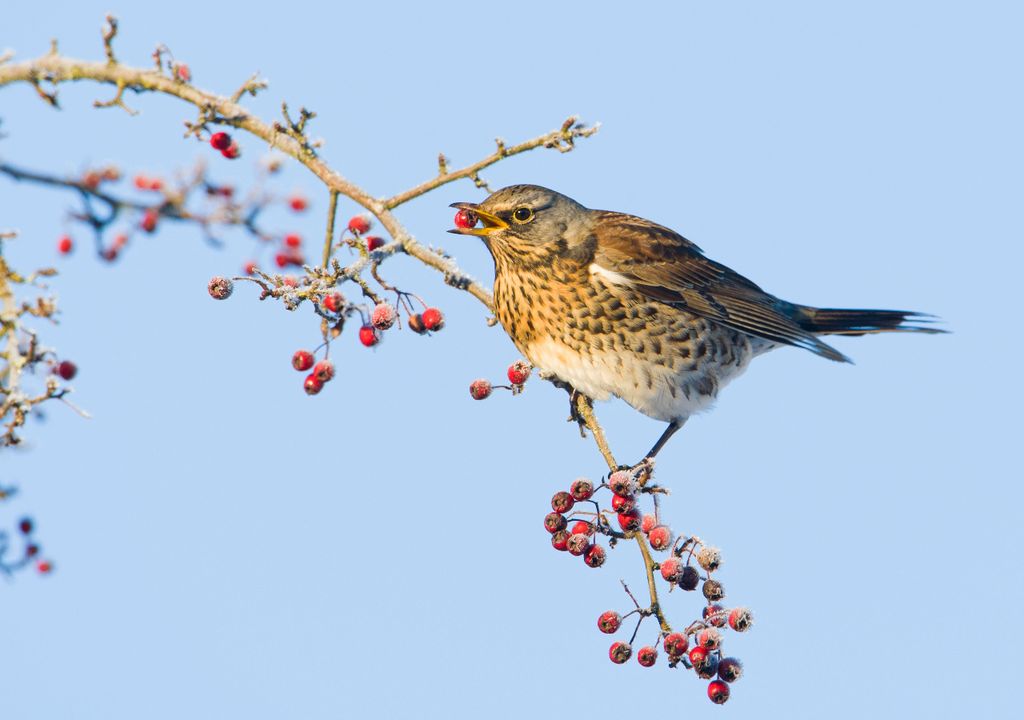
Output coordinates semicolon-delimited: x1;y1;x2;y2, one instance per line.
569;521;594;536
313;360;335;383
56;360;77;381
597;610;621;634
637;646;658;667
57;235;73;255
607;471;635;497
371;303;397;330
81;171;101;190
174;63;191;82
284;233;302;248
616;510;641;532
550;530;570;552
550;491;574;514
421;307;445;331
303;373;323;395
566;533;591;556
112;233;128;249
728;608;753;632
543;512;567;534
18;518;33;535
288;195;308;212
221;141;241;159
641;514;657;534
659;557;684;583
569;478;594;501
717;657;743;683
207;276;233;300
102;247;119;262
703;604;727;628
707;680;730;705
348;215;371;235
133;174;149;189
322;292;344;314
609;642;632;664
407;313;427;334
583;544;606;568
36;560;53;575
507;360;531;385
469;379;491;400
274;253;290;269
210;131;231;150
365;236;385;251
358;325;380;347
291;350;314;372
663;632;689;657
689;646;710;668
648;525;673;551
453;208;478;229
611;493;636;514
25;543;39;557
140;208;159;233
695;628;722;650
242;260;257;275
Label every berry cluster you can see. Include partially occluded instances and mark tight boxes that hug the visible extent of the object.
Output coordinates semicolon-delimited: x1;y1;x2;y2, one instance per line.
0;516;54;577
544;466;752;704
209;131;241;160
468;360;533;400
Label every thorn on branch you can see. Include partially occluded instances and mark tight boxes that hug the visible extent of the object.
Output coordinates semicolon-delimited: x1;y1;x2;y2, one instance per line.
101;15;119;65
28;73;59;108
437;153;448;176
229;73;268;103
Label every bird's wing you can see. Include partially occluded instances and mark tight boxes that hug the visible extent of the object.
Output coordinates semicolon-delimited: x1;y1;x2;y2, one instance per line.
591;211;849;362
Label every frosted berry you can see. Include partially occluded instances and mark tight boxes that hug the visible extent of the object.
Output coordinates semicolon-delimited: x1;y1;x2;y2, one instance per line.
728;608;753;632
303;373;323;395
695;628;722;650
141;208;159;233
313;360;335;383
422;307;445;331
292;350;314;372
56;360;78;381
659;557;684;583
679;565;700;591
371;303;397;330
607;471;635;497
717;657;743;683
550;491;574;514
222;141;241;159
648;525;673;551
210;131;231;150
454;208;478;229
358;325;380;347
569;521;593;536
550;530;570;552
695;653;720;679
507;360;531;385
469;379;492;400
663;632;689;657
707;680;730;705
696;545;721;572
617;510;641;532
322;292;344;314
637;646;658;667
18;518;33;535
597;610;621;634
611;493;636;514
544;512;567;534
348;215;371;235
566;533;591;557
284;233;302;248
609;642;632;664
57;235;73;255
366;236;385;251
407;313;427;334
702;579;725;602
288;195;308;212
703;604;728;628
207;276;233;300
689;646;711;668
583;544;606;568
641;514;657;534
569;478;594;501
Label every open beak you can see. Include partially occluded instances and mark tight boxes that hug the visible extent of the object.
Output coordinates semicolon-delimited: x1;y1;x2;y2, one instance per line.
447;202;508;236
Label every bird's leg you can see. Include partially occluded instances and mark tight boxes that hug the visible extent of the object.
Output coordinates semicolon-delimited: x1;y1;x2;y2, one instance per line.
644;419;685;462
549;378;588;436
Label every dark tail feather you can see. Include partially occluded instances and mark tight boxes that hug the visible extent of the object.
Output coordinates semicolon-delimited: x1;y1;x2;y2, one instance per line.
795;306;946;337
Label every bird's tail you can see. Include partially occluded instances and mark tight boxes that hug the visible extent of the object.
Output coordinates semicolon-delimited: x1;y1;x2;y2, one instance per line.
794;305;945;338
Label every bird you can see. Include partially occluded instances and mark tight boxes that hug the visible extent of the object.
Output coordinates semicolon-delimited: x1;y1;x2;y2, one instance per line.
449;184;942;463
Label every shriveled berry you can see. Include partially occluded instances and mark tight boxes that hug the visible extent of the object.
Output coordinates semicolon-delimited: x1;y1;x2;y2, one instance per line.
284;233;302;248
569;478;594;501
597;610;621;634
696;653;720;679
210;131;231;150
18;518;33;535
57;235;73;255
56;360;78;381
454;208;478;229
679;565;700;591
288;195;308;212
702;579;725;602
707;679;730;704
550;491;574;514
717;657;743;683
407;313;427;334
637;646;658;667
728;608;753;632
292;350;314;372
648;525;673;551
611;493;636;514
703;604;727;628
659;557;684;583
507;360;531;385
365;236;385;251
322;292;344;313
607;471;635;497
550;530;570;551
207;276;233;300
371;303;397;330
617;510;641;532
663;632;689;657
422;307;445;331
358;325;380;347
609;641;632;664
696;545;722;572
303;373;324;395
641;514;657;534
313;360;335;383
569;521;594;536
348;215;371;235
469;379;491;400
544;512;567;534
695;628;722;650
566;533;592;557
583;544;606;568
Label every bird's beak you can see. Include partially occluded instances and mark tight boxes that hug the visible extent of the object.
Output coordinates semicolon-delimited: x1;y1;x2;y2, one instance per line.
447;202;508;236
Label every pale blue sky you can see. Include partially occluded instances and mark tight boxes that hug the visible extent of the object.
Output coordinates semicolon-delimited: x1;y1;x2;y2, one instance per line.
2;2;1021;718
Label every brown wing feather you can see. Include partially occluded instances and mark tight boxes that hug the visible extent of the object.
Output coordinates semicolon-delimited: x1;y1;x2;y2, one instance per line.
591;212;850;362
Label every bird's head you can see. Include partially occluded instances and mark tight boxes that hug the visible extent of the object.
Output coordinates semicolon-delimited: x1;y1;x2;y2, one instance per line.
449;184;592;267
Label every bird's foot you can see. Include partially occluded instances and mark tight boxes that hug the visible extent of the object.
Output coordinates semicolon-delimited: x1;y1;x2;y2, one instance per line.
567;389;592;438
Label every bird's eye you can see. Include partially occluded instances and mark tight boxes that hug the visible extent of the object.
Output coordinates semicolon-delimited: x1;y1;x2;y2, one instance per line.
512;207;534;224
